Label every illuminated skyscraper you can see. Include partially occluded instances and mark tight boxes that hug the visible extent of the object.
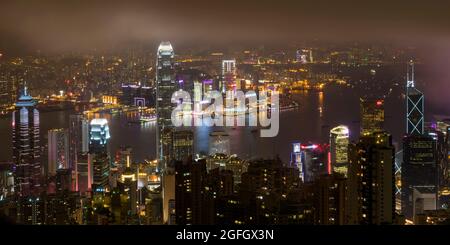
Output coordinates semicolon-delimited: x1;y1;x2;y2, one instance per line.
156;41;177;225
0;80;9;110
240;158;301;224
296;50;303;63
209;131;230;155
360;98;384;135
291;142;329;184
69;114;89;191
314;173;346;225
156;41;176;169
69;114;89;166
296;49;313;64
401;134;438;221
89;119;110;153
118;156;138;218
12;85;41;197
76;153;89;194
89;118;111;192
347;131;395;224
406;60;424;135
290;143;304;181
172;130;194;162
48;128;69;176
300;144;330;182
330;125;350;177
434;120;450;195
221;59;236;92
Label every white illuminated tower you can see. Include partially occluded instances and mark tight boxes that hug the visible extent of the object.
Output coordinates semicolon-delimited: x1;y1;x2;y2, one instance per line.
12;84;41;197
156;42;176;169
89;119;110;152
406;60;424;135
89;118;110;192
156;42;177;224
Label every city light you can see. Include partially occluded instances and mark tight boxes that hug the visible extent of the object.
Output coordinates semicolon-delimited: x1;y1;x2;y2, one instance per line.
0;2;448;230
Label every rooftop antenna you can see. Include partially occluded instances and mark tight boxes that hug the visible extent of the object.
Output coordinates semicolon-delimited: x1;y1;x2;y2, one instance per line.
23;81;28;96
407;60;415;88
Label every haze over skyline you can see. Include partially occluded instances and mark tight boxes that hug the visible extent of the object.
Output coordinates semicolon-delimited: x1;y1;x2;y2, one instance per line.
1;0;450;112
1;0;450;52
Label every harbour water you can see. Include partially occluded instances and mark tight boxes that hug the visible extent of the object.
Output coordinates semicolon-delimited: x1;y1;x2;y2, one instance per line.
0;84;411;165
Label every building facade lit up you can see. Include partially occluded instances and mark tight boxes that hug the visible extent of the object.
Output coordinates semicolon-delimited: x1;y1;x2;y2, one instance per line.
347;131;395;225
406;60;424;135
290;143;304;181
89;118;110;192
221;59;236;92
156;41;176;169
12;85;41;197
48;128;70;176
330;125;350;177
360;97;384;135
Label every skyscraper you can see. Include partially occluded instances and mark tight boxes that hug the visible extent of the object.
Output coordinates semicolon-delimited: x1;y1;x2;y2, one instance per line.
209;131;230;156
434;120;450;198
360;98;384;135
406;60;424;135
172;130;194;162
156;41;176;169
175;158;212;225
300;144;330;183
89;119;110;153
290;143;303;181
89;119;110;192
347;131;395;224
48;128;69;176
69;114;89;191
330;125;350;177
12;85;41;197
313;173;346;225
0;80;9;110
401;134;438;221
221;59;236;92
69;114;89;167
117;156;138;219
240;158;301;224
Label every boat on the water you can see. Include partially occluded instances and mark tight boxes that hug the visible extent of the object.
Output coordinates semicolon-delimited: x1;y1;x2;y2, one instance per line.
140;114;157;122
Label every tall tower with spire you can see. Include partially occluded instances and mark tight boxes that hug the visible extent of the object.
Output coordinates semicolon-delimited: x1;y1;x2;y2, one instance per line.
406;60;424;135
12;83;41;197
156;41;175;169
156;42;176;224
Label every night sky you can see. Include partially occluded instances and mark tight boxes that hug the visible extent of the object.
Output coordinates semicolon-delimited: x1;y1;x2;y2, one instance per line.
0;0;450;112
1;0;450;51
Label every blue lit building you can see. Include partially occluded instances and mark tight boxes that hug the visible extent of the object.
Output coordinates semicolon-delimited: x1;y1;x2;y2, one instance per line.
89;118;110;153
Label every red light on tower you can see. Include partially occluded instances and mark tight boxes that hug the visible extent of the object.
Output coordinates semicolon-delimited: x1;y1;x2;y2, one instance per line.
376;100;383;106
327;151;332;175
